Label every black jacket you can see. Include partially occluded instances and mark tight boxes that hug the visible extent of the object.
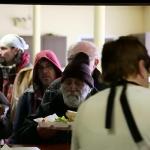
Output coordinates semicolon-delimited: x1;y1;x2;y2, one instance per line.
10;88;97;144
0;92;12;139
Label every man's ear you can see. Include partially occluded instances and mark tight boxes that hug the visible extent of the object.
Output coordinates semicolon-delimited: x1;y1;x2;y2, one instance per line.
12;47;19;55
94;58;99;67
139;59;147;79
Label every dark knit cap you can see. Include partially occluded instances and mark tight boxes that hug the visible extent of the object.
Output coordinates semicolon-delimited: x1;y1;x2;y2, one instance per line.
61;52;94;88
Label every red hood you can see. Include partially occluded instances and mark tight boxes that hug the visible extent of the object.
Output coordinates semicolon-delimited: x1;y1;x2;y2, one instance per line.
34;50;61;70
33;50;62;90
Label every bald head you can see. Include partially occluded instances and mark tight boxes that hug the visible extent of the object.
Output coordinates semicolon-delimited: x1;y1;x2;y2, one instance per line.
67;40;100;72
67;41;100;61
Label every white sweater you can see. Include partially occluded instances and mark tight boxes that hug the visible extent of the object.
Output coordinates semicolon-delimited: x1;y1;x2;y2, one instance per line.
71;84;150;150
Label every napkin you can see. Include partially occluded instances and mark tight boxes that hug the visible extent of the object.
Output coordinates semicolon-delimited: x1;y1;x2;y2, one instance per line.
1;144;11;150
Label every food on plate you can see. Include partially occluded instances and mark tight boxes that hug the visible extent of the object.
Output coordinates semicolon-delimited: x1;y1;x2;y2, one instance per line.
35;114;72;129
55;116;68;123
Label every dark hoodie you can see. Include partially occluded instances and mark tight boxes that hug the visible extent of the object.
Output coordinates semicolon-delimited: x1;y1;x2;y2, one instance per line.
12;50;62;134
32;50;62;97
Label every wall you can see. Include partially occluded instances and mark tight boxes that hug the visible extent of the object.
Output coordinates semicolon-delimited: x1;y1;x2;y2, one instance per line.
41;5;94;48
0;5;146;52
0;4;33;35
143;6;150;32
105;6;144;38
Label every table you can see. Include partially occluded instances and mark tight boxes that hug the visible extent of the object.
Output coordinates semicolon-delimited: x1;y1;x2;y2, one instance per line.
9;143;70;150
38;143;70;150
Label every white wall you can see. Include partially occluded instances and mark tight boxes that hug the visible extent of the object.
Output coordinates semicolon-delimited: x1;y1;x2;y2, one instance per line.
143;6;150;32
105;6;144;38
0;5;146;51
0;4;33;36
41;5;94;48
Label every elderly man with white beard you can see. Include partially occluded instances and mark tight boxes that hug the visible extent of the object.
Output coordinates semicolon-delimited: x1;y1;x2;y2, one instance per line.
9;52;97;144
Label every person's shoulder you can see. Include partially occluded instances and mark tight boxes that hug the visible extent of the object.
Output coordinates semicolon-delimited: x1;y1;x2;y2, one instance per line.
22;85;34;94
18;64;33;72
84;88;109;106
51;77;61;85
47;77;62;90
129;84;150;95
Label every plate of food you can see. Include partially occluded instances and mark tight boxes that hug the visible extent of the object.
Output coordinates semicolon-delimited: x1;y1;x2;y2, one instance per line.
35;113;75;130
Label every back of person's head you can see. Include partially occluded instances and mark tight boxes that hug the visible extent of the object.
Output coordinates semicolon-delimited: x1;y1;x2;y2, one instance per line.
0;34;29;52
102;35;150;83
61;52;94;88
67;40;100;62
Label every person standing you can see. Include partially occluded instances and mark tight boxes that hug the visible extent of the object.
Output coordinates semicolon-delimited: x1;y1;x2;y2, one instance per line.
12;50;62;133
71;35;150;150
0;34;33;120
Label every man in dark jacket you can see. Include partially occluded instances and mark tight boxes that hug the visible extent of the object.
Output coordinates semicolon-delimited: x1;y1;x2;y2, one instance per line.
42;40;107;104
10;52;96;144
0;91;11;143
12;50;62;133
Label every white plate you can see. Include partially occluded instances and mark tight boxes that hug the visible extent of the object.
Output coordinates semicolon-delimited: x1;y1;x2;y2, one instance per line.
1;145;40;150
12;147;40;150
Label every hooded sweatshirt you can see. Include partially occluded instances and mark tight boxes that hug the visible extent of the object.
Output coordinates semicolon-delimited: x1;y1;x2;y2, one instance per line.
12;50;62;133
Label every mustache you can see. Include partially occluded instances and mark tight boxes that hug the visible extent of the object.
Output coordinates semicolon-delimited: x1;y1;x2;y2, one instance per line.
0;57;5;63
65;91;80;96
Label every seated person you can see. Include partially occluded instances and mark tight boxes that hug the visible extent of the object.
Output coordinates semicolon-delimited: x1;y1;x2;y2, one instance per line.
9;52;96;144
0;91;11;141
12;50;62;133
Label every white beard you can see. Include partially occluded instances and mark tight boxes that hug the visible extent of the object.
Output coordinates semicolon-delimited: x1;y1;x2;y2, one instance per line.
61;83;91;108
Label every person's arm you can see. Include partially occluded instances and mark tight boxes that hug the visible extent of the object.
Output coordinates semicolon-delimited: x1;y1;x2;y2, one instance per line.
9;101;54;144
0;92;12;139
13;92;32;132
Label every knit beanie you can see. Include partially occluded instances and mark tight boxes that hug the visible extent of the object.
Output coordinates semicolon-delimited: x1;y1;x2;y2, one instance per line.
61;52;94;88
0;34;29;52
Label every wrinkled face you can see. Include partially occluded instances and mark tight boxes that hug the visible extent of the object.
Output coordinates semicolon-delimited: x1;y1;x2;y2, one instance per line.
0;46;18;65
37;59;57;88
61;78;91;108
